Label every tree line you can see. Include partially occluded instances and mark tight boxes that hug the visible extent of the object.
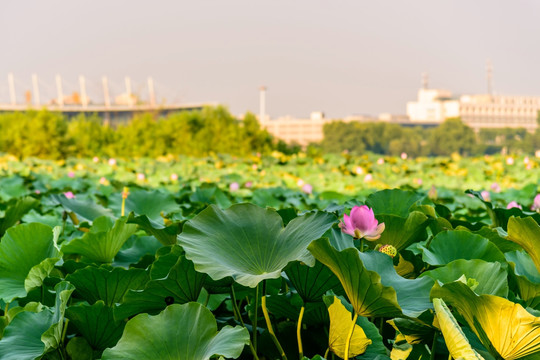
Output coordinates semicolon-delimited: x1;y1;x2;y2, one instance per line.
1;108;540;159
319;118;540;157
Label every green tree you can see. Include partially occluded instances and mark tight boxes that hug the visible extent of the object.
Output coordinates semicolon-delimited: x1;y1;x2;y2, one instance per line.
429;118;476;156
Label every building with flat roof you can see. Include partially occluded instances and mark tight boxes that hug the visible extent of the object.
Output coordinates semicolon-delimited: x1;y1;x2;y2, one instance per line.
407;87;540;131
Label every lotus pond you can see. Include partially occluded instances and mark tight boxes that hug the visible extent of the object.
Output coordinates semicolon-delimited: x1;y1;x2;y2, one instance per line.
0;154;540;360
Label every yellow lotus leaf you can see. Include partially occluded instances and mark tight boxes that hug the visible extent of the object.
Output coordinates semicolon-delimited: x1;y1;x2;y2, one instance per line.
394;254;415;278
390;344;412;360
328;296;372;358
386;319;424;345
507;216;540;273
432;298;484;360
433;281;540;360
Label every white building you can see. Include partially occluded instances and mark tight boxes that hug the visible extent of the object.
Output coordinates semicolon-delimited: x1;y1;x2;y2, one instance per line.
406;88;460;123
407;87;540;131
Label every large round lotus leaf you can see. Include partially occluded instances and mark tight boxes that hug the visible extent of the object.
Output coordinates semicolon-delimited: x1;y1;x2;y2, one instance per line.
308;238;402;318
365;189;424;217
101;302;250;360
178;204;336;287
358;251;434;318
421;259;508;297
420;230;506;266
0;223;59;302
506;251;540;309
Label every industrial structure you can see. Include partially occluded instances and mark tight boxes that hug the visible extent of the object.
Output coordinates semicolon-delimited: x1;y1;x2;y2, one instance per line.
1;73;209;123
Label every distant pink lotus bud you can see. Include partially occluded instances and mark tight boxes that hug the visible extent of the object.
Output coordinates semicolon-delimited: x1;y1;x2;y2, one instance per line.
506;157;514;165
339;205;385;241
524;157;530;165
92;156;99;163
491;182;501;193
99;177;108;185
170;173;178;181
527;163;533;170
137;173;145;181
401;152;408;160
363;174;373;182
377;158;385;165
536;150;540;158
532;194;540;212
108;158;117;166
297;179;305;187
415;178;423;185
67;171;75;178
245;181;253;188
302;183;313;194
64;191;75;199
35;190;41;194
229;182;240;192
252;164;258;170
507;201;522;210
481;191;491;202
355;166;364;175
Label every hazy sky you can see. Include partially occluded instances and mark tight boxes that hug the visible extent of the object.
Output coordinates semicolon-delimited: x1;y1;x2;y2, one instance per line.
2;0;540;118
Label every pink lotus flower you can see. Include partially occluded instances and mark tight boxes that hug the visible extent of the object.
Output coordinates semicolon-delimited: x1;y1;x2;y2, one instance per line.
491;182;501;193
108;158;117;166
64;191;75;199
137;173;145;181
99;177;108;185
532;194;540;212
170;173;178;181
506;157;514;165
92;156;99;163
377;158;385;165
67;171;75;178
507;201;522;210
481;190;491;202
363;174;373;183
339;205;385;241
302;183;313;194
229;182;239;192
401;152;408;160
245;181;253;188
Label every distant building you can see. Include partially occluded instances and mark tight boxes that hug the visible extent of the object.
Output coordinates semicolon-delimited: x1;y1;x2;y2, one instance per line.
406;88;460;123
260;112;331;146
407;87;540;131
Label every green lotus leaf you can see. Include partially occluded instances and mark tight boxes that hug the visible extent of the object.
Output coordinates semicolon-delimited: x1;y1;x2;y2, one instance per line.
51;193;113;223
102;302;250;360
178;204;336;287
472;226;522;253
308;238;402;317
66;301;125;351
431;281;540;360
507;216;540;273
110;189;179;223
66;266;148;306
506;251;540;309
285;260;343;303
0;281;74;359
66;337;93;360
114;251;206;319
358;251;434;318
0;308;53;360
62;216;137;263
0;223;59;302
421;259;508;297
127;212;180;246
374;212;429;251
0;197;38;236
41;281;75;351
366;189;424;217
114;235;162;268
420;230;506;266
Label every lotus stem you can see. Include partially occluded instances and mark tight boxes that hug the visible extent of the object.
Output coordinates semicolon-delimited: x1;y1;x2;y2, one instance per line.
121;186;129;216
430;331;438;360
297;306;305;358
61;319;69;346
344;312;358;359
230;284;260;360
324;347;330;359
261;295;288;360
253;284;259;353
360;238;365;252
